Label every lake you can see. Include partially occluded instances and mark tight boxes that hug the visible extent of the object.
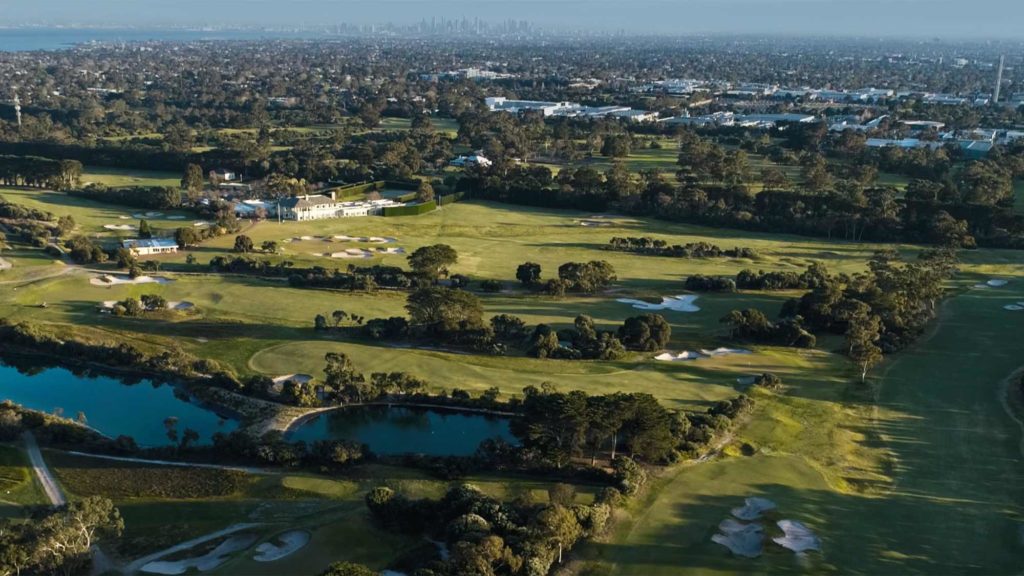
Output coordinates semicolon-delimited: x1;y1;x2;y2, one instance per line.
0;359;515;455
0;360;236;446
287;405;517;456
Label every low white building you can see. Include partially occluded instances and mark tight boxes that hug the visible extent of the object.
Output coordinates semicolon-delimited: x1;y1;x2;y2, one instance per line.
276;193;402;221
122;238;179;256
450;154;493;168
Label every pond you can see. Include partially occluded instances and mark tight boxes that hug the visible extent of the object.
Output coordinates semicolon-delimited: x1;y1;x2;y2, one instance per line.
287;405;517;456
0;360;237;447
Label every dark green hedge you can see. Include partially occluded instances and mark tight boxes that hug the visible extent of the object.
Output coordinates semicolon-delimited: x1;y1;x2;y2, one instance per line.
383;201;436;217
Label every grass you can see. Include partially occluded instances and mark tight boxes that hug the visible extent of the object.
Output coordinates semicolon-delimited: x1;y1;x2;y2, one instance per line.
81;166;181;189
0;444;47;509
590;271;1024;575
44;449;599;572
5;196;1024;573
0;187;196;239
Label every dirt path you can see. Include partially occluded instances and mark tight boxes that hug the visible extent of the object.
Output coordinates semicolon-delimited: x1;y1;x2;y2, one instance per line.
62;450;274;475
23;432;65;506
122;522;261;574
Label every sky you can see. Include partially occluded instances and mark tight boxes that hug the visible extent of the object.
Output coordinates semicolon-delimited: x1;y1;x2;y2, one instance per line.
3;0;1024;38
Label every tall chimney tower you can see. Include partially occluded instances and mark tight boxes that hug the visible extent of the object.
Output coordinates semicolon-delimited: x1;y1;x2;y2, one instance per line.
12;91;20;127
994;55;1005;104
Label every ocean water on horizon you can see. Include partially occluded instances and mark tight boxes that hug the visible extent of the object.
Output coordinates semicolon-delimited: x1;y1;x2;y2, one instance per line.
0;28;323;51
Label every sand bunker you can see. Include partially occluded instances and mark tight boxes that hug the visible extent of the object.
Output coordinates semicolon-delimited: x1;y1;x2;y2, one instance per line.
329;248;374;259
103;224;137;231
378;247;405;254
193;221;210;227
772;520;821;553
195;337;209;343
252;531;310;562
701;347;752;357
272;374;312;385
0;257;10;271
712;518;764;558
90;274;174;286
140;533;257;575
333;235;396;243
118;215;132;220
579;220;612;227
655;351;705;362
167;301;195;311
617;294;700;313
655;347;751;362
1004;305;1024;311
731;497;777;521
987;279;1009;287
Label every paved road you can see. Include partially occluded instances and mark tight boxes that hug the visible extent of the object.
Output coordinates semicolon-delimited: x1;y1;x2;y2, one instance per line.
23;432;65;506
63;450;273;475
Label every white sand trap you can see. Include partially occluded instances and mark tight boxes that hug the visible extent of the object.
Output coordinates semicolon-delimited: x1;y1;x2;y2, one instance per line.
1004;305;1024;311
712;518;764;558
701;347;753;357
118;215;132;220
167;301;195;311
299;235;315;241
252;531;310;562
334;235;397;243
141;533;257;575
195;337;209;343
973;284;990;289
329;249;373;259
379;247;405;255
987;279;1009;287
579;220;612;227
731;497;777;520
193;221;210;227
103;224;137;231
272;373;312;385
0;257;10;271
617;294;700;313
145;211;164;217
655;351;706;362
89;274;174;286
772;520;821;553
167;215;186;220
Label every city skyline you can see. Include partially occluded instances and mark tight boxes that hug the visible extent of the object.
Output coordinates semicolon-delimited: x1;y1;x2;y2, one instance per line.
2;0;1024;39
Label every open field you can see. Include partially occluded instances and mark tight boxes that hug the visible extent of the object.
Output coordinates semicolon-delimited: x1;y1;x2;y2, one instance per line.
81;166;182;188
591;275;1024;575
0;187;199;239
3;196;1023;573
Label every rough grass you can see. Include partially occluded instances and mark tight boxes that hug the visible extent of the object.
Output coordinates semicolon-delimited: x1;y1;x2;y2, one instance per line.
0;444;46;508
48;451;247;500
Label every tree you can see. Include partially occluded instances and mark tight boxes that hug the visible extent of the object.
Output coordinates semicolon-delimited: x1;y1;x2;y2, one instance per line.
261;240;279;254
174;226;200;248
618;314;671;351
319;562;376;576
416;180;435;204
332;310;349;326
516;262;542;287
846;313;883;383
406;287;484;332
33;496;123;576
532;504;583;565
181;163;204;200
233;235;254;253
407;244;457;280
138;219;153;239
557;261;616;293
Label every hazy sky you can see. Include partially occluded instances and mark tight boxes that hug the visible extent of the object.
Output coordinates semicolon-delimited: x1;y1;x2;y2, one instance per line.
4;0;1024;38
